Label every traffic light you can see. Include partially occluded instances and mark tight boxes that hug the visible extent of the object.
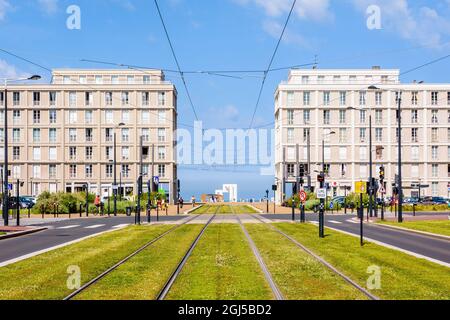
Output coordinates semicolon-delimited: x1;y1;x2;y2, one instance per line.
317;174;325;183
299;164;305;177
292;184;298;195
379;166;385;181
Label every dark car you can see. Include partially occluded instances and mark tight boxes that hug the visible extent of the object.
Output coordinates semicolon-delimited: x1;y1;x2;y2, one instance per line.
432;197;447;205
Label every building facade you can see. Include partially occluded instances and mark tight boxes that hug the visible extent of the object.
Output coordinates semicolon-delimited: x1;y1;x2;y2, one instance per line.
0;69;178;203
275;67;450;203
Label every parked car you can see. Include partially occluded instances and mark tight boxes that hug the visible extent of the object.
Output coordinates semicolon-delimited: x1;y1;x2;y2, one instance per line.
331;196;346;207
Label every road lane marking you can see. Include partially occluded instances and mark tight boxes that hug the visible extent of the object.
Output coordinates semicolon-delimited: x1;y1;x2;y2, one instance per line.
329;220;342;224
57;225;80;230
112;224;129;229
347;219;359;224
85;224;106;229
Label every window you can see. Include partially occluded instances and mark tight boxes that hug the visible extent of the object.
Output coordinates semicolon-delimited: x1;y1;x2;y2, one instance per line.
122;128;129;142
85;165;93;178
448;110;450;123
323;92;330;105
33;92;40;106
85;110;93;124
49;110;57;124
111;76;119;85
69;92;76;107
33;147;41;161
158;110;166;124
411;110;418;124
127;75;134;84
359;91;366;106
122;147;130;160
13;92;20;106
105;110;113;124
70;165;77;178
339;91;346;106
0;92;3;105
431;110;438;124
301;76;309;84
360;110;366;124
287;128;294;143
13;166;21;179
142;128;150;142
431;128;438;143
13;128;20;143
411;165;419;178
303;128;310;142
49;128;57;143
411;128;419;143
13;147;20;160
448;146;450;159
412;92;418;105
360;147;367;160
85;147;93;160
287;164;295;176
79;76;87;84
85;128;93;142
324;147;331;161
448;92;450;105
303;110;310;124
121;92;129;105
339;128;347;143
33;165;41;179
158;92;166;106
375;110;383;124
33;129;41;143
339;110;346;124
143;75;150;84
360;128;366;142
360;165;367;178
63;76;71;84
323;110;330;125
287;92;294;106
0;129;3;143
49;147;57;161
432;182;439;197
287;110;294;125
95;75;103;84
122;165;130;178
106;164;113;178
85;92;93;106
411;146;419;161
13;110;20;125
141;110;150;124
105;128;113;142
106;146;113;160
431;92;438;105
375;92;382;105
158;165;166;177
142;92;150;106
105;92;113;105
69;147;77;160
69;128;77;142
158;146;166;160
448;128;450;142
432;164;439;178
158;128;166;142
375;128;383;142
432;146;438;160
69;110;77;124
122;110;130;123
303;92;310;106
33;110;41;124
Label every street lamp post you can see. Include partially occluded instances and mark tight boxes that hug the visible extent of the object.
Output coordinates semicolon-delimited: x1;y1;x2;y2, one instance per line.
265;189;269;213
319;131;336;238
2;75;41;226
113;123;125;217
397;92;403;223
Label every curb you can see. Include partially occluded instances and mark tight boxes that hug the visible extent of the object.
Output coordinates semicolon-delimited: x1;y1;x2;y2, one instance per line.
0;227;47;241
185;205;204;215
372;223;450;241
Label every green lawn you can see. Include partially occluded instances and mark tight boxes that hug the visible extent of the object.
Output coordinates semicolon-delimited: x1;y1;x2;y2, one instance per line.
277;223;450;300
0;232;5;236
166;224;273;300
75;224;204;300
378;220;450;237
191;205;258;215
245;224;367;300
0;225;173;300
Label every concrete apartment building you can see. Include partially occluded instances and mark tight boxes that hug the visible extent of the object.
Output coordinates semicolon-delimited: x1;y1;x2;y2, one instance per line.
274;67;450;203
0;69;178;203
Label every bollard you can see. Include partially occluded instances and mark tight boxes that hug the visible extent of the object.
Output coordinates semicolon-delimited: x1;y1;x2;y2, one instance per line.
28;207;31;219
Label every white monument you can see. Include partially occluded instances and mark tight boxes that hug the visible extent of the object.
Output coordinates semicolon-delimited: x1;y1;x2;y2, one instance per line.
222;184;238;203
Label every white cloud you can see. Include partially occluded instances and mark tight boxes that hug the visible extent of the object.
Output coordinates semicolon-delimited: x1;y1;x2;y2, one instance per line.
233;0;332;22
262;20;310;48
38;0;58;15
0;0;11;21
0;60;27;79
352;0;450;48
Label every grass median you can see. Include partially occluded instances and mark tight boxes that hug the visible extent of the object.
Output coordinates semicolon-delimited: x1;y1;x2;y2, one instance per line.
378;220;450;237
0;225;173;300
277;223;450;300
245;224;367;300
191;205;258;215
166;224;273;300
75;224;204;300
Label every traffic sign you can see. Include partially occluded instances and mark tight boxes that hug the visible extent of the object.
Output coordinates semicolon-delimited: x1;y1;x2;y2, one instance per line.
355;181;367;194
299;190;307;203
153;176;160;184
316;188;326;199
329;201;334;209
112;185;119;191
379;185;386;194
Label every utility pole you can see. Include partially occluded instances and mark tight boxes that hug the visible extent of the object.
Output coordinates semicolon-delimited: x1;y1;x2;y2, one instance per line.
307;129;311;191
136;135;143;225
16;180;20;226
3;82;8;226
113;131;118;216
369;114;373;218
397;92;403;223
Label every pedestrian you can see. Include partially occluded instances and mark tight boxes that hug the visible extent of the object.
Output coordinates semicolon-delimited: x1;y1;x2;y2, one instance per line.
94;195;101;215
191;196;196;207
179;197;184;208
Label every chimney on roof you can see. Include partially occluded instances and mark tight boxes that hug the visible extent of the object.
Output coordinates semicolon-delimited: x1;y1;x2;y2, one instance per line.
372;66;381;70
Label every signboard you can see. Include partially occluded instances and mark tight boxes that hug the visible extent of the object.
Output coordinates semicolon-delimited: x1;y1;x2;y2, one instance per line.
379;185;386;194
112;185;119;191
355;181;367;194
153;176;160;185
299;190;307;203
8;184;13;191
329;201;334;210
316;188;327;199
272;185;278;191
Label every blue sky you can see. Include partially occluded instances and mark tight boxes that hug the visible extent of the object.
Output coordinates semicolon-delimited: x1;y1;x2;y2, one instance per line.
0;0;449;200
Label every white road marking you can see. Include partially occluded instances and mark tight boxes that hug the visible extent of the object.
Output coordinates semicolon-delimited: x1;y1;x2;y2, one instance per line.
57;225;80;230
309;221;319;225
329;220;342;225
85;224;106;229
347;219;359;224
112;224;129;229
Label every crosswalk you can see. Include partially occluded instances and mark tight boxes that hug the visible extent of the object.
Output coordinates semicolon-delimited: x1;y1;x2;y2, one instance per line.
57;224;129;230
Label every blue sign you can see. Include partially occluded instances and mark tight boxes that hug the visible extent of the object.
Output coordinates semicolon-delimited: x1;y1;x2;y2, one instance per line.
153;176;160;184
329;201;334;209
8;184;13;191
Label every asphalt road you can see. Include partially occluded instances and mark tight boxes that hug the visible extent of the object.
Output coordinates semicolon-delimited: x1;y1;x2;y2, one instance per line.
261;213;450;265
0;215;187;266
